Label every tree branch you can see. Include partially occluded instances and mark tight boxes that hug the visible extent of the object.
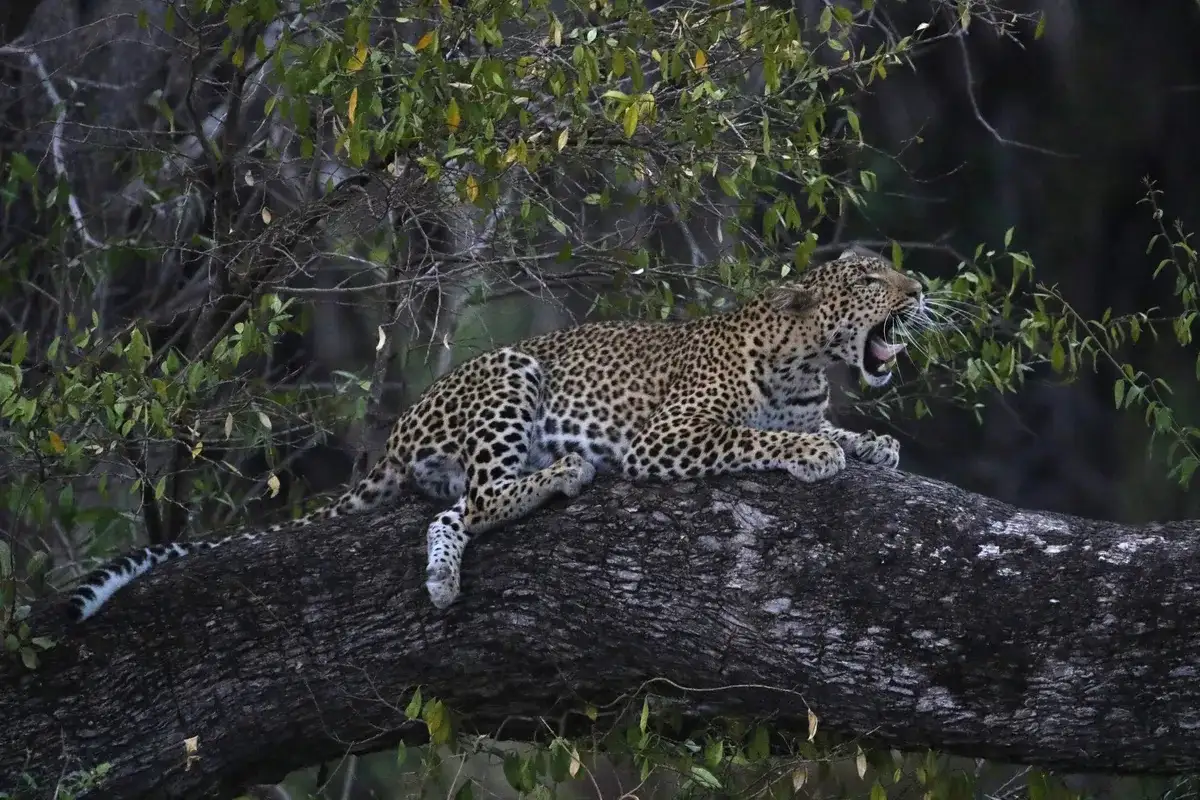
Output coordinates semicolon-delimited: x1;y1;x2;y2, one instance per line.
6;463;1200;798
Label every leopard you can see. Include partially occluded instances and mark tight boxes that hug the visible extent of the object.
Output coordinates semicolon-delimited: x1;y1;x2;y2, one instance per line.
67;249;926;622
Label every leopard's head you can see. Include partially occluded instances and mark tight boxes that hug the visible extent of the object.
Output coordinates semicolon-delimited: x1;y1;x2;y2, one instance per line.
764;249;926;388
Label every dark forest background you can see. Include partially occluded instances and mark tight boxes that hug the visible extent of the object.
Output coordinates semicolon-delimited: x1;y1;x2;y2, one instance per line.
5;0;1200;797
6;0;1200;530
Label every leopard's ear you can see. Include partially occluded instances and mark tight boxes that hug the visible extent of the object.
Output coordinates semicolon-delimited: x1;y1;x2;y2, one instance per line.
763;284;818;316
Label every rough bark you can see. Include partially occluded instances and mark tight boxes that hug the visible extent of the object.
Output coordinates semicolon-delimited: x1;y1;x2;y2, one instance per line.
5;463;1200;799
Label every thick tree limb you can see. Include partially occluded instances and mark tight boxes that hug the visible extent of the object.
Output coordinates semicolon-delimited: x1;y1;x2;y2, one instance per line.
5;464;1200;799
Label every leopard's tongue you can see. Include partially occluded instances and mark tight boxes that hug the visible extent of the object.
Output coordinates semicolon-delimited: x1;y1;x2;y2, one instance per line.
869;338;906;362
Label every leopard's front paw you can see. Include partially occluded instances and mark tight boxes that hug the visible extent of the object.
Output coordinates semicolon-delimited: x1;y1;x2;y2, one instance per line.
426;561;461;610
787;437;847;482
850;431;900;469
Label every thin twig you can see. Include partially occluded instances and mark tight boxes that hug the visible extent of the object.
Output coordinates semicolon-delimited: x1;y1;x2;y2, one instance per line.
952;30;1075;159
0;45;103;249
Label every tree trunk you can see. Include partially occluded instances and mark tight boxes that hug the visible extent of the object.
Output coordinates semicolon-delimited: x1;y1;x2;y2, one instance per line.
5;464;1200;799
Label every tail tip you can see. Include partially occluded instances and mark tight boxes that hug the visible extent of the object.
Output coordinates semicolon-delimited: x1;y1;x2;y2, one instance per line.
66;586;97;623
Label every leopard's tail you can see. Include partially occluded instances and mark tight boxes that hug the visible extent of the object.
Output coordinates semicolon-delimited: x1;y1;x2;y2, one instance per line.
67;532;260;622
68;458;410;622
67;504;346;622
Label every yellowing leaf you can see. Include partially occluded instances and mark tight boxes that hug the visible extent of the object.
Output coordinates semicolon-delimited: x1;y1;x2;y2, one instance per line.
464;174;479;203
792;768;808;791
422;699;450;745
622;104;638;138
190;440;203;459
693;48;708;72
415;31;435;51
569;747;582;777
807;708;819;741
267;473;281;498
224;413;234;438
347;87;358;124
48;431;65;454
347;41;368;72
183;735;200;771
261;207;272;224
446;98;461;132
556;128;569;151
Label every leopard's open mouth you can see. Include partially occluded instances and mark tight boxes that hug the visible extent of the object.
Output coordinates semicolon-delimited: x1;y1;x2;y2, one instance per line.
861;316;906;381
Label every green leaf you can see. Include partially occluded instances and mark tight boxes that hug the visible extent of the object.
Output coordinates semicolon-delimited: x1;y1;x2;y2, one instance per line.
422;698;450;744
690;765;722;789
25;551;51;589
10;332;27;366
817;5;832;32
0;363;19;402
639;697;649;732
845;108;861;140
548;739;573;782
747;725;770;762
1179;456;1199;487
1114;380;1125;409
717;175;740;198
1050;341;1065;373
20;646;38;670
703;737;724;770
503;753;534;793
404;688;422;719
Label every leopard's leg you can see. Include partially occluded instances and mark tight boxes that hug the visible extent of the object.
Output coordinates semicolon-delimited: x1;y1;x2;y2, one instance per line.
424;351;597;610
270;446;410;531
817;420;900;469
622;412;846;482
